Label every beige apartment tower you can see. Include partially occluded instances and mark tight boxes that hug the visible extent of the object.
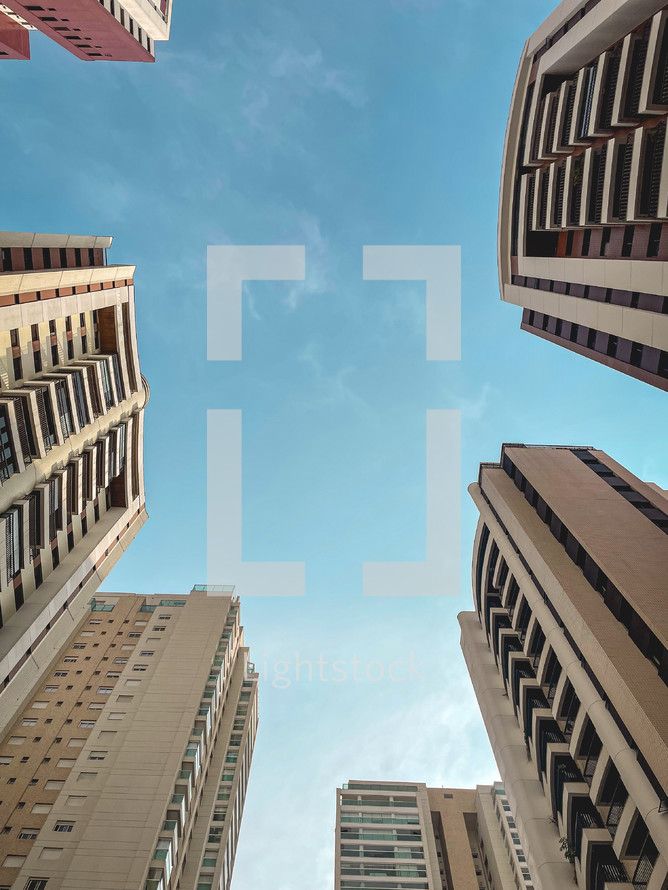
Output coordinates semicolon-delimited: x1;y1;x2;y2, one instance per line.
499;0;668;390
0;231;148;720
0;586;258;890
334;779;534;890
460;445;668;890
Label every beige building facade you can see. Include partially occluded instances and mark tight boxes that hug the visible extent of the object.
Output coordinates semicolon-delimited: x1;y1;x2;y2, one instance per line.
335;780;532;890
0;232;148;726
499;0;668;390
0;586;258;890
460;445;668;890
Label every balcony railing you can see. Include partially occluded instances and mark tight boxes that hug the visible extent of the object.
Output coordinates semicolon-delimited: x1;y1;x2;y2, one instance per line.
573;807;602;860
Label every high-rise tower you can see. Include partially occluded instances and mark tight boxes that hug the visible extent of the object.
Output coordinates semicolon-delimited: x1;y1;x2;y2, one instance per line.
499;0;668;390
0;231;148;715
0;587;258;890
0;0;172;61
460;444;668;890
334;779;534;890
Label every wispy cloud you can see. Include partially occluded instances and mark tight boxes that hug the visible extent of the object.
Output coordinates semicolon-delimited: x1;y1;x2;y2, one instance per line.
298;341;367;412
284;212;331;311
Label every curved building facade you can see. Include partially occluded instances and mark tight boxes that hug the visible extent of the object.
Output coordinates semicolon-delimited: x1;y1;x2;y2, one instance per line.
0;231;149;727
460;444;668;890
499;0;668;391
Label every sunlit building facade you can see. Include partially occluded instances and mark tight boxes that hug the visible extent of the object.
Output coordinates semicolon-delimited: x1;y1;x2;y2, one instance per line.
0;587;258;890
334;779;533;890
0;230;148;718
461;444;668;890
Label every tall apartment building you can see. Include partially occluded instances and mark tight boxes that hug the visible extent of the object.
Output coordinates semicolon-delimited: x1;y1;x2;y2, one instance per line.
0;0;172;62
334;779;534;890
0;231;148;721
460;445;668;890
499;0;668;391
0;587;258;890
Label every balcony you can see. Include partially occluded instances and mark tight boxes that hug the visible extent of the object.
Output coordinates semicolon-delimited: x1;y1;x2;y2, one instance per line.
551;756;584;821
590;843;632;890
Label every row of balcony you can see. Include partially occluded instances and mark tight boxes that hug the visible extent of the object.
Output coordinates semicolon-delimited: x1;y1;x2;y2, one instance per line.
479;536;661;890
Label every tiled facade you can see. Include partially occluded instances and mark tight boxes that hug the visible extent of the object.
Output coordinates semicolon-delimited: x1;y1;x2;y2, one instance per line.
460;445;668;890
0;231;148;724
334;780;531;890
499;0;668;391
0;587;258;890
0;0;172;61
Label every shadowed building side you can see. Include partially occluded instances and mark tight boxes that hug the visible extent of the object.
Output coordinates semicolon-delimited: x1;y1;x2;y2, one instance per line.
499;0;668;391
0;0;172;61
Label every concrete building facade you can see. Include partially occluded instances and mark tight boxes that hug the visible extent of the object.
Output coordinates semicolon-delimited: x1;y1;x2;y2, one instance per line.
0;587;258;890
334;780;533;890
460;445;668;890
0;0;172;61
0;231;148;722
499;0;668;391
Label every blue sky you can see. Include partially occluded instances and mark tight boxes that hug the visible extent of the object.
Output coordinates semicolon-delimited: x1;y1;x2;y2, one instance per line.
3;0;668;886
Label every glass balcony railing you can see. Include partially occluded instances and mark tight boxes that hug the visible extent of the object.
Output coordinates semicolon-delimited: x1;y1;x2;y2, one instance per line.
340;799;418;808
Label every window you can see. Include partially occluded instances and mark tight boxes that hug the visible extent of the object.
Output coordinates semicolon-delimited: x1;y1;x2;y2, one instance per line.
72;644;85;650
20;721;35;730
56;759;75;769
76;772;97;782
65;796;86;807
108;713;125;720
8;737;26;745
53;822;74;833
152;627;166;632
31;701;48;709
116;695;133;703
97;687;113;694
44;781;63;790
128;633;141;638
31;803;52;814
88;703;103;710
125;680;140;687
139;651;154;657
132;665;147;672
113;658;128;664
18;828;38;839
63;657;77;663
53;671;68;677
43;686;58;692
67;739;85;748
79;721;96;728
2;856;26;867
3;506;23;581
88;751;106;761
